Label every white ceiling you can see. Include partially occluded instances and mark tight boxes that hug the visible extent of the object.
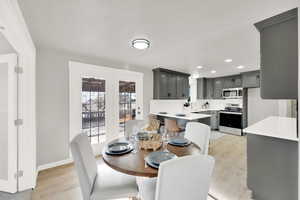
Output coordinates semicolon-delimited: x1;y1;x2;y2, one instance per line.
0;32;15;54
18;0;298;77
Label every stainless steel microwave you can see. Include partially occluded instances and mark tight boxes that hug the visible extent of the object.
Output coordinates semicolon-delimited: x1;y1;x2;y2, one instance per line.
222;88;243;99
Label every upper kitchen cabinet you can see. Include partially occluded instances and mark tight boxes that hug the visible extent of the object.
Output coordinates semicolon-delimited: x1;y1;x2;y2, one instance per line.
206;78;214;99
242;70;260;88
197;78;206;99
255;8;298;99
153;68;190;99
223;75;242;89
213;78;224;99
177;75;190;98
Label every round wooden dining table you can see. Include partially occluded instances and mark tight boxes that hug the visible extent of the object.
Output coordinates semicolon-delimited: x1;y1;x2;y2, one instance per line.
102;137;202;178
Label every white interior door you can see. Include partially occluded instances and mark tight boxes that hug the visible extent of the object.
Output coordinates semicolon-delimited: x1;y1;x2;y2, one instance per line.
69;61;143;156
0;54;18;193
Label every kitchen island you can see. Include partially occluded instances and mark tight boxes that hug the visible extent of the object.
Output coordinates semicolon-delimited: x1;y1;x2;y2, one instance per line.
243;116;298;200
151;112;211;126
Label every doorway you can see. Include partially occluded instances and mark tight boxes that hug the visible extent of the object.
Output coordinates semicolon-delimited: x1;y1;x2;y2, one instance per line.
69;61;143;155
81;78;106;144
119;81;137;135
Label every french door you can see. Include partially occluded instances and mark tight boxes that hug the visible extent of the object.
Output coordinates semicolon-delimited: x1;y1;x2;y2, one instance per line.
81;78;106;144
0;54;18;193
69;61;143;155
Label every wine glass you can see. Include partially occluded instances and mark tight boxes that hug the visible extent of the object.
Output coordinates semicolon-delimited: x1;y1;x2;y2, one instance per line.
130;126;139;153
161;127;169;152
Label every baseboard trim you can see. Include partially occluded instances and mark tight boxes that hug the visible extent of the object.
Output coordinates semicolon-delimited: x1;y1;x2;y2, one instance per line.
37;158;73;172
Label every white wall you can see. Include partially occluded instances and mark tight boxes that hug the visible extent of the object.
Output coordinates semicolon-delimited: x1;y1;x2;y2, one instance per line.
247;88;280;126
36;47;153;166
0;33;15;54
247;88;295;126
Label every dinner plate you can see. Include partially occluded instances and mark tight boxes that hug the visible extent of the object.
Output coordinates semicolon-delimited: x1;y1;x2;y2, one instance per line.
169;137;190;145
175;113;186;117
159;112;168;114
168;140;191;147
107;142;131;153
145;151;177;168
105;145;133;156
168;137;191;147
145;160;159;169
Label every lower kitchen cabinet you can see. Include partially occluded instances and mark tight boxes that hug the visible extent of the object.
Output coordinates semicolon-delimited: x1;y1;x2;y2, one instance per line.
197;110;219;130
247;134;298;200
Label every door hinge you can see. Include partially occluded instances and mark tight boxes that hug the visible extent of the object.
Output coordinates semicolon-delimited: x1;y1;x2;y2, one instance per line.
14;119;23;126
14;66;23;74
14;170;23;179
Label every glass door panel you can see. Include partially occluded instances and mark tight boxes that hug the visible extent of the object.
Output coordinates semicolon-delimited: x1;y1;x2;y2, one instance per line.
82;78;106;144
119;81;136;135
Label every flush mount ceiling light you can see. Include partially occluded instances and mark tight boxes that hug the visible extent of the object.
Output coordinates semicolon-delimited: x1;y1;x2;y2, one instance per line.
132;39;150;50
224;59;233;63
197;66;203;69
211;70;216;74
237;65;245;69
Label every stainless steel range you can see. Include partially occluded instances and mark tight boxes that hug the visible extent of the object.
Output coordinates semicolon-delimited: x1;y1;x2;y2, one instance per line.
219;104;243;136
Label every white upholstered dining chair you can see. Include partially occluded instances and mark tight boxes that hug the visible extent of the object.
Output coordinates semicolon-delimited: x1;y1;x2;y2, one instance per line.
185;122;211;155
138;154;215;200
70;134;138;200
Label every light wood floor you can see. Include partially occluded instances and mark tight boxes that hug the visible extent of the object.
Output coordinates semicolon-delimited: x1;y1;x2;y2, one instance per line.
32;134;252;200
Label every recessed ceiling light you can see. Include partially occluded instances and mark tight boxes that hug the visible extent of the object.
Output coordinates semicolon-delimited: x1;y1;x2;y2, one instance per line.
211;70;216;74
132;39;150;50
197;66;203;69
237;65;245;69
224;59;232;63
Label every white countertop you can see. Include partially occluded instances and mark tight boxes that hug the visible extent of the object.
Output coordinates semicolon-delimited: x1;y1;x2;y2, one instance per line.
191;108;221;112
243;116;298;142
150;112;211;120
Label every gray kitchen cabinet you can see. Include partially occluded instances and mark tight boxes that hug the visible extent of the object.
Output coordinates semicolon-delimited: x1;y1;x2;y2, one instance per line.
213;78;224;99
197;110;219;130
168;73;177;98
224;75;242;89
153;68;190;99
223;77;234;88
254;8;298;99
175;74;189;98
181;75;190;98
247;134;298;200
197;78;206;99
242;70;260;88
205;79;214;99
157;72;169;98
233;75;242;87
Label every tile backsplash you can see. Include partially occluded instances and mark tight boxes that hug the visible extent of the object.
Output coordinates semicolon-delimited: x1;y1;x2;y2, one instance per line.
192;99;243;110
149;99;243;114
